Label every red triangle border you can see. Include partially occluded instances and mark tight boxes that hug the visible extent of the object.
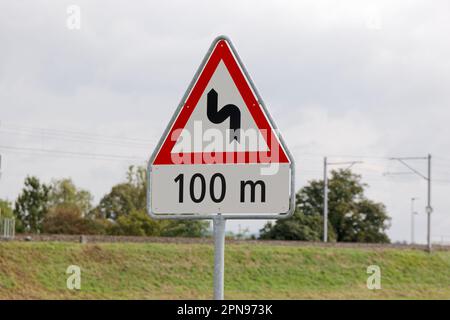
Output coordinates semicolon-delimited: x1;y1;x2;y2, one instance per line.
153;39;289;165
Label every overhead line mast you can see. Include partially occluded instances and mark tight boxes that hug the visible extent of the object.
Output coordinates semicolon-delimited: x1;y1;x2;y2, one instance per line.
388;155;432;252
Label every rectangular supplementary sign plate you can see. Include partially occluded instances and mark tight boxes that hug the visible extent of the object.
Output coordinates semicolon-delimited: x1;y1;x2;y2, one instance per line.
151;163;291;214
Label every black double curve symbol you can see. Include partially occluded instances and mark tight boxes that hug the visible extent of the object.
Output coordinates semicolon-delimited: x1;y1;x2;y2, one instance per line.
207;89;241;143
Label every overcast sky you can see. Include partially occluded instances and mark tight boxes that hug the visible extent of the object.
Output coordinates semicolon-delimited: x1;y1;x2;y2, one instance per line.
1;0;449;243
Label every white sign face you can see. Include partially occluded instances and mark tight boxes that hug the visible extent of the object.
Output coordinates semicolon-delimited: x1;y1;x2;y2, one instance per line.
148;36;294;218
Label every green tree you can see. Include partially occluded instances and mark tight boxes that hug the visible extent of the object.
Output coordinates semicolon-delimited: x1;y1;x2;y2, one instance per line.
161;220;209;238
94;165;208;237
110;210;163;236
260;212;336;241
42;205;110;235
339;199;390;243
110;210;209;237
0;199;14;218
95;166;146;219
49;178;93;216
260;169;390;243
14;176;51;233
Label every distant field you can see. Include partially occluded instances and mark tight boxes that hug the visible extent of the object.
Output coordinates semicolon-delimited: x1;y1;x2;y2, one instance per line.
0;240;449;299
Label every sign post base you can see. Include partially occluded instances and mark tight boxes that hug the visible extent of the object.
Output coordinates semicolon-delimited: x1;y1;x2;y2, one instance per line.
213;216;226;300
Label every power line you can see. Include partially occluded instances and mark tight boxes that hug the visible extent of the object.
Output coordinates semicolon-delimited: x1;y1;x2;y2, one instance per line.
0;145;146;161
0;129;152;149
0;122;155;144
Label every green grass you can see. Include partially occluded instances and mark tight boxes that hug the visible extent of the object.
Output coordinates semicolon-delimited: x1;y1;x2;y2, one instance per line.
0;241;449;299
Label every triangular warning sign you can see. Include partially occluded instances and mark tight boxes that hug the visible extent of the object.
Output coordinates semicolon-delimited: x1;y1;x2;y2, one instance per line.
152;37;290;165
148;37;295;217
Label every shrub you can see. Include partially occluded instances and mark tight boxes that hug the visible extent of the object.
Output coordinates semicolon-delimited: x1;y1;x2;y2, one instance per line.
42;205;109;235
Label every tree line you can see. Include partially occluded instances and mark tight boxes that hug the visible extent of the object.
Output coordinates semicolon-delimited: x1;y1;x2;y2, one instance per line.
1;166;209;237
0;167;391;242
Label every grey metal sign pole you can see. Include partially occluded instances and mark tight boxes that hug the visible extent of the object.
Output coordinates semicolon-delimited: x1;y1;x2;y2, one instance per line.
213;216;226;300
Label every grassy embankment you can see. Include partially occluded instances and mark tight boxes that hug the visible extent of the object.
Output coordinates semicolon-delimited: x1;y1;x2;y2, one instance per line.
0;241;449;299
